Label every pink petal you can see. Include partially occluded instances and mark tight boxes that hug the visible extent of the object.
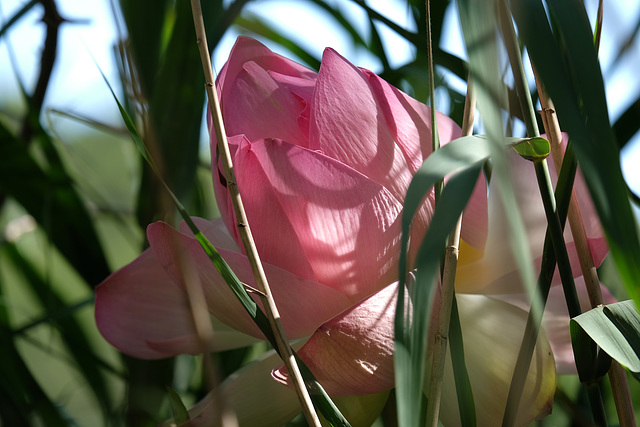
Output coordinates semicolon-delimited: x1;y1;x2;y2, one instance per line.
220;136;405;299
217;37;316;107
211;134;246;250
364;66;488;252
272;283;402;396
95;249;196;359
147;219;355;340
361;70;459;176
309;48;486;257
215;60;310;148
309;48;416;206
95;249;256;359
213;136;318;284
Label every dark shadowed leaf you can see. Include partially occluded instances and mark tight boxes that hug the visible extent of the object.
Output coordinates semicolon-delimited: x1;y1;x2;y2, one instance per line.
571;301;640;379
0;123;110;289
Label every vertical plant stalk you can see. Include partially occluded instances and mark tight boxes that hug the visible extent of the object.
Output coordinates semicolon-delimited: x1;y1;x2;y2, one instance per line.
536;75;636;427
188;2;321;426
425;77;475;427
174;247;236;426
497;1;588;423
425;0;442;202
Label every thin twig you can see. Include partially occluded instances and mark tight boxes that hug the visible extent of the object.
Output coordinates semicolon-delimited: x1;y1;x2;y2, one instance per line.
20;0;64;142
188;2;321;426
425;75;475;426
425;0;441;203
174;245;236;426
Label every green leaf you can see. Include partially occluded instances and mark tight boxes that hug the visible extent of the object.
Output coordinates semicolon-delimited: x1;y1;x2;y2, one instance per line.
449;294;476;427
0;123;110;289
613;95;640;150
0;253;71;427
166;386;190;424
571;300;640;375
4;243;114;418
512;137;550;161
396;134;495;426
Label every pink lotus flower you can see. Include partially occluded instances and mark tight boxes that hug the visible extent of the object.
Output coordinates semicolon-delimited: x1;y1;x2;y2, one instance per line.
95;36;486;359
95;37;609;425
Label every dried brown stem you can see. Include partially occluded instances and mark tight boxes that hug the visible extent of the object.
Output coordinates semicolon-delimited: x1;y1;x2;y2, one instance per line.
425;76;475;426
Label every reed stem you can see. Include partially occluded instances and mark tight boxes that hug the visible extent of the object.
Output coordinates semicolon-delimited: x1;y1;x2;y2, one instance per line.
189;2;321;425
425;75;475;426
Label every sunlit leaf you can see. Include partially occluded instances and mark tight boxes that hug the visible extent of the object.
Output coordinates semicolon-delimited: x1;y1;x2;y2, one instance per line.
571;300;640;379
512;137;550;161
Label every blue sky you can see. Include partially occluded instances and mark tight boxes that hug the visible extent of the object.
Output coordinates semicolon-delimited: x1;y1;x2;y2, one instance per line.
1;0;638;197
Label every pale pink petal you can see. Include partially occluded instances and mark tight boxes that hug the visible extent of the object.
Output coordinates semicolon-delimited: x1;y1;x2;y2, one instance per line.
494;277;617;374
95;249;256;359
147;221;355;340
456;134;607;294
182;345;390;427
272;284;401;396
269;71;316;138
438;294;556;425
225;137;405;299
183;347;303;427
146;317;260;357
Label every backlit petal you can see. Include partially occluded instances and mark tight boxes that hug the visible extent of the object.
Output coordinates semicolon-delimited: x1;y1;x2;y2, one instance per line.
183;347;302;427
494;277;617;374
220;137;405;299
309;48;416;206
273;284;402;396
438;294;555;426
